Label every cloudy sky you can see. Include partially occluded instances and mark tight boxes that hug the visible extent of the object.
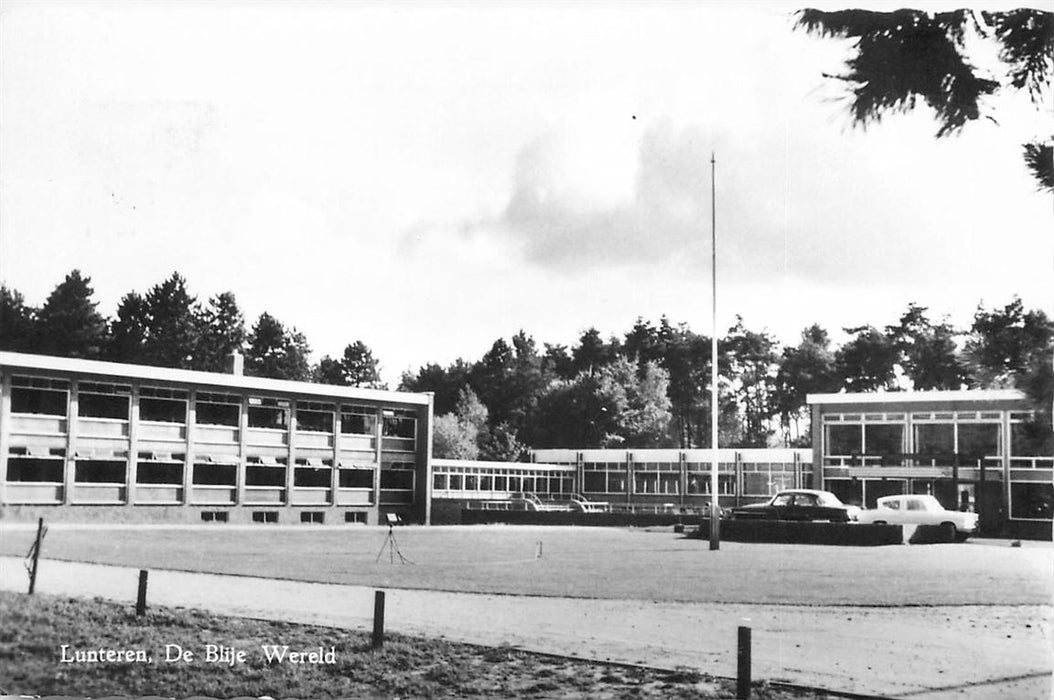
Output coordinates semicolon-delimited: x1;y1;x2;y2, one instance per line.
1;0;1050;382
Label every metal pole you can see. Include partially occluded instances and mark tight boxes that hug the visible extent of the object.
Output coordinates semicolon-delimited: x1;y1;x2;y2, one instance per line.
28;517;44;594
710;152;720;551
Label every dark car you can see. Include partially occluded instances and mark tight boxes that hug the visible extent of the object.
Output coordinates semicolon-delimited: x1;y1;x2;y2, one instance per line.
730;489;861;523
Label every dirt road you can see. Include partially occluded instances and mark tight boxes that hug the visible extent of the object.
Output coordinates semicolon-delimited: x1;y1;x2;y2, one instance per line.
2;556;1050;699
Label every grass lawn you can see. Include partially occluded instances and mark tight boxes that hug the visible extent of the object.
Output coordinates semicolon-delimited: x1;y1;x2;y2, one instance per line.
0;591;846;699
1;524;1050;606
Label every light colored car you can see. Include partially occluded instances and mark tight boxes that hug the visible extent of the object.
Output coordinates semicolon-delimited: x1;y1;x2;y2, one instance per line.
856;494;979;540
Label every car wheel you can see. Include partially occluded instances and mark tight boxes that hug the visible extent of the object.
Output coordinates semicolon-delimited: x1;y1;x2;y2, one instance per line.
874;520;886;526
940;522;957;542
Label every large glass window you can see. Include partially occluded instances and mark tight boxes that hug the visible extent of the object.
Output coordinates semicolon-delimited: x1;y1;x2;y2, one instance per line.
340;468;373;488
136;461;183;485
341;406;377;435
78;383;130;420
140;387;187;423
248;397;289;429
294;465;331;487
74;459;126;483
296;402;334;433
958;423;1000;460
864;424;903;457
195;393;240;426
11;377;69;415
827;424;861;455
914;423;954;457
1011;418;1053;458
1010;483;1054;519
382;410;416;438
6;458;63;482
193;463;237;486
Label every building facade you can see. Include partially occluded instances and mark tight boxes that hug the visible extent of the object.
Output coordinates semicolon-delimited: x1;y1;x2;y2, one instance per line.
809;389;1052;537
0;352;434;525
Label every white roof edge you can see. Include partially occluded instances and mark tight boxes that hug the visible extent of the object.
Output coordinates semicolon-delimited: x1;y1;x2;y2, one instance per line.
433;458;574;470
806;389;1026;405
0;351;431;406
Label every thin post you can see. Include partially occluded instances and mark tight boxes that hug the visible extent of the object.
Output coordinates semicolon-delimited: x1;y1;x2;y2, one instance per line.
709;152;720;550
371;590;386;649
136;570;149;616
737;624;752;699
28;517;45;594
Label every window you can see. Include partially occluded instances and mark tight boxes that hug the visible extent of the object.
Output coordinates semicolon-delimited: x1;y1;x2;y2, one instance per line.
11;377;68;415
433;473;448;490
1011;419;1053;458
294;465;331;487
248;397;289;429
1010;483;1054;519
196;393;240;426
341;406;377;435
886;499;901;510
772;493;792;506
794;493;818;507
914;423;954;457
201;511;229;523
345;511;367;524
300;511;324;524
78;383;130;419
864;424;903;458
907;499;925;511
136;461;183;485
246;461;286;487
193;463;237;486
252;511;279;524
140;387;188;423
339;468;373;488
827;424;861;455
381;469;414;490
74;460;126;484
296;402;334;433
958;423;1000;460
6;458;63;483
382;409;416;438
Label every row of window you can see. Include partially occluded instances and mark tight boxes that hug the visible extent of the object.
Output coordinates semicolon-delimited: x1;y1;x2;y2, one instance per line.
433;473;574;494
199;511;369;524
3;458;413;489
9;380;417;438
824;422;1048;460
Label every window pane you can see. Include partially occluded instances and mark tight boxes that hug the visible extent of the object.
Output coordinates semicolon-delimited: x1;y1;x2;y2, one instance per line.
194;463;237;486
136;462;183;485
140;397;186;423
78;393;129;419
915;424;954;456
75;460;126;483
11;387;67;415
1010;483;1054;519
6;458;64;482
196;401;240;426
827;425;861;455
296;409;333;432
864;424;903;456
246;466;285;486
340;469;373;488
341;410;376;435
958;424;1000;459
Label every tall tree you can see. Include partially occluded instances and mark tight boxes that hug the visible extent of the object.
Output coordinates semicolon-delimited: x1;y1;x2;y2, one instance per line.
725;317;780;447
796;8;1054;191
571;327;621;376
886;303;967;390
962;297;1053;388
398;360;472;415
341;341;384;388
107;292;150;364
196;292;247;372
836;325;899;392
245;313;312;381
775;325;841;445
138;272;201;369
34;270;108;359
0;284;36;352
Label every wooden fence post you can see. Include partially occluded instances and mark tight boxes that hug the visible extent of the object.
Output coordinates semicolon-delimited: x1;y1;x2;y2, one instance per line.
136;570;149;616
28;517;44;595
372;591;386;649
737;624;751;699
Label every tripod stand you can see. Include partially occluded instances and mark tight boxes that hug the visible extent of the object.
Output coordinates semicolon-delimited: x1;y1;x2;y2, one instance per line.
376;522;412;564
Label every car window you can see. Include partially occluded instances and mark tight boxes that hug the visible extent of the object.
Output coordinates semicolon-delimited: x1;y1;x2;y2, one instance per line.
907;499;925;511
772;494;792;506
795;494;818;507
885;499;901;510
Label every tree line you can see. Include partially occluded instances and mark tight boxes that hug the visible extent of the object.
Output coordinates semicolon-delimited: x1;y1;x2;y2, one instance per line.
0;270;383;388
2;270;1051;458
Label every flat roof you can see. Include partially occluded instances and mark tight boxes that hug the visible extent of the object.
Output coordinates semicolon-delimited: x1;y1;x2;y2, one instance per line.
0;351;432;406
806;389;1025;406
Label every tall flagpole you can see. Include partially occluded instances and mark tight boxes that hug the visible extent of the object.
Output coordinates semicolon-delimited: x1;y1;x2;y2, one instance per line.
709;152;720;551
